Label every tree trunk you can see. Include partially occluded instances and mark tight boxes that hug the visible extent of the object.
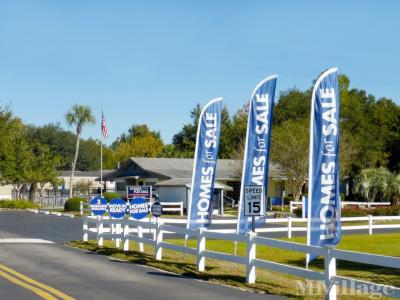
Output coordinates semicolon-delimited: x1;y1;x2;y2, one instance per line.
28;183;37;201
69;132;81;198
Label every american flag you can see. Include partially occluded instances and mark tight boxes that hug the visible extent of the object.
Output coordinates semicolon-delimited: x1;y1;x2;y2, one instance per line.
101;112;109;139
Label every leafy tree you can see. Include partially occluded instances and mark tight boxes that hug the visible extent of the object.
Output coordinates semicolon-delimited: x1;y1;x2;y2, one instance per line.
228;105;248;158
270;119;309;201
114;134;164;162
387;173;400;206
28;123;76;169
160;144;181;158
112;124;164;162
273;88;311;125
73;179;94;195
112;124;162;149
354;167;392;202
27;142;61;200
65;105;95;197
171;105;201;157
0;123;32;199
29;123;115;171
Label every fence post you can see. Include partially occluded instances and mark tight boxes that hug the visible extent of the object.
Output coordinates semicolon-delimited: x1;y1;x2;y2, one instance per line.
155;223;163;260
115;221;121;248
368;215;373;235
123;220;130;251
111;222;115;241
83;215;88;242
287;217;292;239
80;201;83;216
138;225;144;252
246;232;256;284
197;229;206;272
97;216;104;247
180;203;183;216
324;248;337;300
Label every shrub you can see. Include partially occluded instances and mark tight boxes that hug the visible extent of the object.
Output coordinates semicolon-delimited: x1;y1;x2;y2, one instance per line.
102;192;121;202
341;206;369;217
64;197;86;211
0;200;39;209
293;207;302;217
372;205;400;216
291;204;400;218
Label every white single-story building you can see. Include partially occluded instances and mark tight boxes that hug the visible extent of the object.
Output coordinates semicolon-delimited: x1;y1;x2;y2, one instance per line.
0;170;115;199
101;157;287;211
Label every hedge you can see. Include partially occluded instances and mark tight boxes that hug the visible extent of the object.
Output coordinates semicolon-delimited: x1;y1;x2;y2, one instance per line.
0;200;39;209
293;205;400;218
64;197;86;211
102;192;121;202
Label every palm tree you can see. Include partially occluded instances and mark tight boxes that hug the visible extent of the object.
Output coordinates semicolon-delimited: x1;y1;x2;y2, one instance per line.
65;105;95;198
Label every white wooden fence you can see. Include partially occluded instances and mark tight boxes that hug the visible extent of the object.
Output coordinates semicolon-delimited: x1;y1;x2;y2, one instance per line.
82;215;400;299
159;202;183;216
290;200;392;214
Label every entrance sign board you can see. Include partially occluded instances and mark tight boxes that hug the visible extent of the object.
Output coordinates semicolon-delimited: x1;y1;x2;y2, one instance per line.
127;186;152;200
108;198;127;219
90;196;107;216
130;197;149;220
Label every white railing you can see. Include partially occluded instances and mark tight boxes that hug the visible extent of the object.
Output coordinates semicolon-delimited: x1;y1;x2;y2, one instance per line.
82;216;400;299
341;201;391;208
290;201;303;213
160;201;184;216
290;200;392;213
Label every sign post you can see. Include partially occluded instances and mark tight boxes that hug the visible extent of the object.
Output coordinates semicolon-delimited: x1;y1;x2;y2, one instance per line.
244;185;265;232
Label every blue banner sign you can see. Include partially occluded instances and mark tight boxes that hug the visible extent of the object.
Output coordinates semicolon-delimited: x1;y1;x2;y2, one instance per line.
130;198;149;220
108;198;127;219
307;68;341;259
187;98;222;230
237;75;277;234
90;196;107;216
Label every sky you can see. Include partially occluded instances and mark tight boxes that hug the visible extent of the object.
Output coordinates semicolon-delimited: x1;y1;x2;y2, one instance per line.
0;1;399;144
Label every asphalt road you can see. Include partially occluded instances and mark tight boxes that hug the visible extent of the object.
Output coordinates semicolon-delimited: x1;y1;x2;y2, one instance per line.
0;211;283;300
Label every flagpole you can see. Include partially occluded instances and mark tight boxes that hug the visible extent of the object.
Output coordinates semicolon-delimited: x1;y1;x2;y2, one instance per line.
100;111;103;197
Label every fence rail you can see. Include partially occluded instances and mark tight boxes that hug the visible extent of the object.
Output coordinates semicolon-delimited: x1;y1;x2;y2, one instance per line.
290;200;393;214
82;215;400;299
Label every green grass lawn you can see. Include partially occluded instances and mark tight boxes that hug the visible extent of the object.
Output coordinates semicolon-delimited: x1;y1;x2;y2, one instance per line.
69;232;399;299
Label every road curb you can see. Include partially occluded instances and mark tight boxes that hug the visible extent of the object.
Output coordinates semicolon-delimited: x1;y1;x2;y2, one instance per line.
27;209;75;218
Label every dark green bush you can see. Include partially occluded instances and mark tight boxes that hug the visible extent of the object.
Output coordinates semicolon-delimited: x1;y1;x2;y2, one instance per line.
372;205;400;216
102;192;121;202
291;203;400;218
0;200;39;209
293;207;302;217
64;197;86;211
341;206;369;217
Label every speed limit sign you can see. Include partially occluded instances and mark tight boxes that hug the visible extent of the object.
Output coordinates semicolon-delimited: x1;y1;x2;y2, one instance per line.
244;185;265;216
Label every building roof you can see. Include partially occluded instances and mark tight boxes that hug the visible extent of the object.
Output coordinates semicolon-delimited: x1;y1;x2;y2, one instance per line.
155;178;233;191
102;157;284;181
